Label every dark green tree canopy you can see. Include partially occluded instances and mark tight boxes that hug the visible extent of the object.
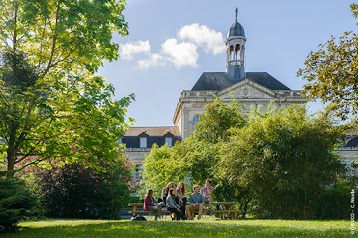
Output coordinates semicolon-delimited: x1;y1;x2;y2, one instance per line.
218;105;345;218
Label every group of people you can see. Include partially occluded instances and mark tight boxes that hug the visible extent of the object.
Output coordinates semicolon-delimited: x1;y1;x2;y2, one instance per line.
144;179;214;220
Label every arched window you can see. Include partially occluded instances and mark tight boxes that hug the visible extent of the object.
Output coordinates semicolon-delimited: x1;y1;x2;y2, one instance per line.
235;44;240;60
192;115;200;128
229;45;234;61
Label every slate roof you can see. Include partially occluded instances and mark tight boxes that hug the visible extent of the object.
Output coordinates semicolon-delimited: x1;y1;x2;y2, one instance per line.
191;72;291;91
123;126;181;149
344;137;358;147
246;72;291;90
191;72;234;91
228;19;245;37
125;126;180;137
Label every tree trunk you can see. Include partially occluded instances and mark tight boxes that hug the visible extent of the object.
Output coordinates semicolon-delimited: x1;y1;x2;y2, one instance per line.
6;149;15;178
6;122;18;178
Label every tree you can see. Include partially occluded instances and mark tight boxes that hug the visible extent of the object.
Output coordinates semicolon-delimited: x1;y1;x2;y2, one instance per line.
0;1;133;177
141;144;174;195
141;99;247;199
297;4;358;120
0;0;128;74
0;178;36;230
218;105;345;219
174;98;247;189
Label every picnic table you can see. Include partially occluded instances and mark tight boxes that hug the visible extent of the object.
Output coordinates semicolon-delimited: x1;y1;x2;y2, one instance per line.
211;202;240;219
128;203;171;221
129;201;240;220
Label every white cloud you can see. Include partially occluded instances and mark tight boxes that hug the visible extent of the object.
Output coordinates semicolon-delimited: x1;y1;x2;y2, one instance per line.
119;24;225;69
137;53;165;70
161;38;198;68
178;23;226;54
119;41;151;60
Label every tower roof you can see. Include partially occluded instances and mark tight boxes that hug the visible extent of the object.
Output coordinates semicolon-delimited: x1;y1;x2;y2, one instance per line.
227;8;245;37
191;72;291;91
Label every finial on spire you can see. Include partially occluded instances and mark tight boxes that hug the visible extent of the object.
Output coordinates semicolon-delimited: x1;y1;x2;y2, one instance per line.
235;7;238;20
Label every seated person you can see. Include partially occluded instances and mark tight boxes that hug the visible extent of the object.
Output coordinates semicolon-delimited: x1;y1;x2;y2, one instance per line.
144;189;164;212
160;182;174;206
185;185;205;220
200;179;214;208
176;182;187;206
176;182;187;217
166;188;186;220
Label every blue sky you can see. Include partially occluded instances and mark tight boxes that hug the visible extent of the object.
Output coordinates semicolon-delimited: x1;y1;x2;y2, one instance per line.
99;0;357;126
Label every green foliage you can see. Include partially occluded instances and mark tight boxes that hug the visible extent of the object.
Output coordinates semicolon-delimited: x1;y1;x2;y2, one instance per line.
316;180;353;219
218;105;345;219
36;161;131;219
0;51;134;177
297;3;358;120
141;99;347;220
0;178;37;231
0;0;128;74
141;144;175;195
141;99;247;197
191;98;246;143
0;0;132;177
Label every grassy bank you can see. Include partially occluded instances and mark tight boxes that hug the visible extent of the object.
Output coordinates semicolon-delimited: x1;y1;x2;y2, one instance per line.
1;217;353;238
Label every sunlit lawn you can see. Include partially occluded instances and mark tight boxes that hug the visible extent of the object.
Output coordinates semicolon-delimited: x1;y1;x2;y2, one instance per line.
1;217;354;238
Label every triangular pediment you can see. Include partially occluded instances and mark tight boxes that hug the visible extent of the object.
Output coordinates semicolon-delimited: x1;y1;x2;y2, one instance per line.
217;79;275;99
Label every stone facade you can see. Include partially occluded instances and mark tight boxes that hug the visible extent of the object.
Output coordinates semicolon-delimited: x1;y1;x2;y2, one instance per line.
173;79;307;139
123;9;358;191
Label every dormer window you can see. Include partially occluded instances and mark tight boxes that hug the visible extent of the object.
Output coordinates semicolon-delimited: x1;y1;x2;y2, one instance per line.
140;137;147;148
164;130;174;148
138;130;148;148
165;137;173;147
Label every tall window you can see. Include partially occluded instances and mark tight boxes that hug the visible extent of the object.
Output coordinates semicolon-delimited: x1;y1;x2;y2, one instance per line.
140;137;147;148
192;115;200;128
165;137;173;147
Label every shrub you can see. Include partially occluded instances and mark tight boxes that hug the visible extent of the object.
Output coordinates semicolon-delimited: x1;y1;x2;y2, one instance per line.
37;163;131;219
316;180;353;219
0;178;36;231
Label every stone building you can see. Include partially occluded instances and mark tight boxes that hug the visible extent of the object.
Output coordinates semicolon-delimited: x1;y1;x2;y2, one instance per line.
173;9;307;139
123;9;357;189
123;9;308;187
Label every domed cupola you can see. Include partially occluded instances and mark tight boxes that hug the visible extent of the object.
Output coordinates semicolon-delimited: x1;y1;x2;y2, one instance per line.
226;7;246;82
227;17;245;37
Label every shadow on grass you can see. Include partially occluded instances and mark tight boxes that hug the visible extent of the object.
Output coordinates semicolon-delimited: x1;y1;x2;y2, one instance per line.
1;219;350;238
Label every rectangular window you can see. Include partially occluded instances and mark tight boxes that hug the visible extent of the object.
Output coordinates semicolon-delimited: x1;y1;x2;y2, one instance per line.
140;137;147;148
165;137;173;147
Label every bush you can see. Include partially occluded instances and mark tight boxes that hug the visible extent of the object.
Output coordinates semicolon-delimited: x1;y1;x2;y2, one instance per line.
37;163;131;219
316;180;353;219
0;178;36;231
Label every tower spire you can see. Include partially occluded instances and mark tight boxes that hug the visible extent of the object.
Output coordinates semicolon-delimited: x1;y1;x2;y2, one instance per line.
226;7;246;81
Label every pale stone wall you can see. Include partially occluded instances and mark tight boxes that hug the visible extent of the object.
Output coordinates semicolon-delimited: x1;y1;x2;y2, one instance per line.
175;86;307;139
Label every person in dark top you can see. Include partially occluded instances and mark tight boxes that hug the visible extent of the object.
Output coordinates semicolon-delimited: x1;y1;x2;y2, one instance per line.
166;188;186;220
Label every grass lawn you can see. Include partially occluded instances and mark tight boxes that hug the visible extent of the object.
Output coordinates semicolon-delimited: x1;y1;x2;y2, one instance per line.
1;217;354;238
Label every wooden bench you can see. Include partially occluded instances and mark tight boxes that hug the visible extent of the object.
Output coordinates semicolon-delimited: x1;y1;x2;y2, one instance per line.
128;203;172;221
187;203;240;219
212;202;240;219
129;202;240;220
